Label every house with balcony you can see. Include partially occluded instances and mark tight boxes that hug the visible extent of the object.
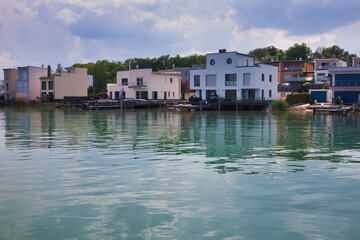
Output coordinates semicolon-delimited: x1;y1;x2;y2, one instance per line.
107;68;181;100
327;66;360;104
40;66;88;101
314;57;347;85
190;49;278;101
15;66;47;100
263;59;314;85
3;68;18;101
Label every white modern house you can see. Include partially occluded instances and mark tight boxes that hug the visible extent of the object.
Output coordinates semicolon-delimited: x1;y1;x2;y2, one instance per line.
107;68;181;100
190;49;278;101
314;57;347;85
15;66;47;100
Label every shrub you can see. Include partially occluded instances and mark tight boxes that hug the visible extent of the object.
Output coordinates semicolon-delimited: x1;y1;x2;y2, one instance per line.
322;83;329;89
270;100;289;111
285;93;310;106
15;97;30;107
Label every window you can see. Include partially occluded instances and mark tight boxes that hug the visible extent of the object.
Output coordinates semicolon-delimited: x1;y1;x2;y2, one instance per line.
121;78;128;86
168;91;170;97
262;74;264;81
243;73;250;86
152;91;158;100
41;81;46;90
170;78;173;83
262;89;264;100
269;90;272;98
269;75;272;82
173;91;175;97
110;92;113;99
5;72;9;80
48;81;53;90
137;77;143;86
284;74;291;82
206;74;216;87
6;83;9;91
136;91;148;99
23;70;28;80
194;75;200;87
210;59;215;65
115;91;120;100
225;74;237;86
227;58;232;64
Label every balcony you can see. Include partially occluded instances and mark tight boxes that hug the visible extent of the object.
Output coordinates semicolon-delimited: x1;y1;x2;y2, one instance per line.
316;65;337;70
128;82;147;88
317;76;330;82
283;66;302;71
285;77;314;83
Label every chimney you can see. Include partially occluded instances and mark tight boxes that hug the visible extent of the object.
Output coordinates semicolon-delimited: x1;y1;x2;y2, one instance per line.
47;65;51;77
132;62;137;69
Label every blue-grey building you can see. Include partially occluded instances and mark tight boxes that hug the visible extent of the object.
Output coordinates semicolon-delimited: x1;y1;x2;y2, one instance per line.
328;66;360;104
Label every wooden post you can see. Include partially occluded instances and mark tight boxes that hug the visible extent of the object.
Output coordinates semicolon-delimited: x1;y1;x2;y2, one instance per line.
218;99;221;111
120;100;123;110
236;100;238;112
200;101;202;112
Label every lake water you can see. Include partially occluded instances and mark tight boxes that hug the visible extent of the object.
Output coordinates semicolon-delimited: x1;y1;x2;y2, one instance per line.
0;108;360;240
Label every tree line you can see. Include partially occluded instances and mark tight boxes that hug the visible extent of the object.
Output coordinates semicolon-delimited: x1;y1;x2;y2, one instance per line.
249;43;356;65
72;43;356;93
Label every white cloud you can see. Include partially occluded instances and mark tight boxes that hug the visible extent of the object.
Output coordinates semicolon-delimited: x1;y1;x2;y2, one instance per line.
56;8;80;25
230;25;337;53
0;51;19;69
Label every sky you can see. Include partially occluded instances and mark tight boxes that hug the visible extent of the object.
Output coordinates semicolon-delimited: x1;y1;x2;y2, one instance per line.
1;0;360;72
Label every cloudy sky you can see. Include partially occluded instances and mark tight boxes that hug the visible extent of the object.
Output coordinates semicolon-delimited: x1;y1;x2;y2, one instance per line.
1;0;360;71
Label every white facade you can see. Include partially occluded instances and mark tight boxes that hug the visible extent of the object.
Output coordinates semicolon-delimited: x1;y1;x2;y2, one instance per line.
314;58;347;84
107;68;181;100
15;66;47;100
190;51;278;101
352;57;360;67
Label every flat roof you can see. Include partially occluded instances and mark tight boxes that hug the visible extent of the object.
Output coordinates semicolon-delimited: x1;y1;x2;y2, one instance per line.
207;51;251;57
328;67;360;72
262;59;309;64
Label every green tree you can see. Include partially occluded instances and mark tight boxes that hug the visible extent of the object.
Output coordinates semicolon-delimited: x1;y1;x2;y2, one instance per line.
285;43;313;61
313;45;357;66
249;46;285;62
56;63;63;73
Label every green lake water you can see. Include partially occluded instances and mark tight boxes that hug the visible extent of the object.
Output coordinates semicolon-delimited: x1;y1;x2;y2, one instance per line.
0;108;360;240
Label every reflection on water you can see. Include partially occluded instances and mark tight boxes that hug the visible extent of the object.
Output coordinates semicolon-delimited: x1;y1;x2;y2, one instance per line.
1;109;360;239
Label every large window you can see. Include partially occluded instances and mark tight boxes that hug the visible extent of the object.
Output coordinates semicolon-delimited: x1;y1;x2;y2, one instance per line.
136;78;143;87
152;91;158;100
262;74;264;81
41;81;46;90
243;73;250;86
194;75;200;87
225;74;237;86
206;74;216;87
48;81;53;90
269;75;272;82
269;90;272;98
121;78;128;86
136;91;148;99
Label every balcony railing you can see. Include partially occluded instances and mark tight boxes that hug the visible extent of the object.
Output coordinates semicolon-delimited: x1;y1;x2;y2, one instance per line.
128;82;147;88
317;76;330;81
285;77;314;82
283;66;302;71
316;65;337;70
